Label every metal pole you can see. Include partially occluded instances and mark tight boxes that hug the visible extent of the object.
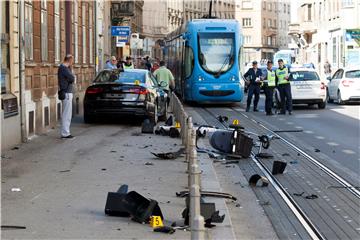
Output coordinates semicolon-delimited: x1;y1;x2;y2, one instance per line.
190;184;205;240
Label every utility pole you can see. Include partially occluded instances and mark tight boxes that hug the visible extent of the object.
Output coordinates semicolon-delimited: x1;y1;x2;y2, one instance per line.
208;0;212;18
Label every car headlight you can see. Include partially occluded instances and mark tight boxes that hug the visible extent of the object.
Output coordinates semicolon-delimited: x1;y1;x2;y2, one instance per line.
198;75;204;82
230;75;236;81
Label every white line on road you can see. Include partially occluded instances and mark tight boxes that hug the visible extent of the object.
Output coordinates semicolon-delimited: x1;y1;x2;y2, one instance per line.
327;142;339;146
341;149;356;155
295;126;303;129
304;130;314;134
316;136;325;139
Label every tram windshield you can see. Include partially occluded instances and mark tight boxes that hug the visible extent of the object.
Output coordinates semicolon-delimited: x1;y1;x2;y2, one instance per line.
198;32;235;75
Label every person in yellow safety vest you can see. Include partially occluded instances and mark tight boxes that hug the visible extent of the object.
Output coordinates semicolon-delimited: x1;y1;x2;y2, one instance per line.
153;60;175;92
275;59;292;115
262;60;276;115
123;56;134;69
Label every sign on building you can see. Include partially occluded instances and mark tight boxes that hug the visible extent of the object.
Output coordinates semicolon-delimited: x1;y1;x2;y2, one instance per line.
111;26;131;37
116;37;126;47
111;2;134;18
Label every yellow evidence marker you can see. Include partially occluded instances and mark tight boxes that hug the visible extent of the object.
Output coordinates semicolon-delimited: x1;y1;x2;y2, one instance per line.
134;80;140;85
149;216;164;228
175;122;181;128
232;119;240;125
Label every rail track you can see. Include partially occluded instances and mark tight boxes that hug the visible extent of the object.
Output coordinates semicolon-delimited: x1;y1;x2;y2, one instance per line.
195;106;360;240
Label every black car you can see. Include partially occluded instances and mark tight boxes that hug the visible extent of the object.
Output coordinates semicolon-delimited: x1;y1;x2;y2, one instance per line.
84;69;168;123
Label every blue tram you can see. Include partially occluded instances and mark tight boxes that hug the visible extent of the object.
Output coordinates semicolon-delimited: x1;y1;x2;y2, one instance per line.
164;19;245;103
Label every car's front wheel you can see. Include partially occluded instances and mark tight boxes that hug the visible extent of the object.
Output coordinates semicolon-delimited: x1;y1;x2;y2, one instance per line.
318;101;326;109
337;90;344;105
84;111;96;123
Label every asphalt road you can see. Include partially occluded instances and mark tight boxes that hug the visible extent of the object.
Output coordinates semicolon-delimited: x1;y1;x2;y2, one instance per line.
232;94;360;184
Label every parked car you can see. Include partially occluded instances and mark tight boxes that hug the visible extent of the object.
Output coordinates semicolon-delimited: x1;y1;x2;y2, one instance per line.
289;68;327;109
83;69;168;123
327;67;360;104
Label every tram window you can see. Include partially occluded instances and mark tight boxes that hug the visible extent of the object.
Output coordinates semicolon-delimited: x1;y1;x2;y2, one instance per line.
184;46;194;78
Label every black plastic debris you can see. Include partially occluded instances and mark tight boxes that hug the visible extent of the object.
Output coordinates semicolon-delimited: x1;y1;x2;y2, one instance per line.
153;226;176;234
272;161;287;175
293;192;305;197
169;127;180;138
1;225;26;230
151;148;185;160
165;116;173;126
182;197;225;227
144;162;154;166
105;185;130;217
289;160;298;164
305;194;318;199
11;146;19;150
141;119;155;134
314;148;321;152
248;174;269;187
217;115;229;123
281;153;290;157
256;153;274;158
176;190;237;201
105;185;164;224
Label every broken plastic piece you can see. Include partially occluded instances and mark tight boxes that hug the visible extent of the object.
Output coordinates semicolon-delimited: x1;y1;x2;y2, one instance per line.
11;188;21;192
256;153;274;158
175;190;237;201
151;148;184;160
165;116;173;126
105;184;130;217
249;174;269;187
272;161;287;175
153;226;176;234
305;194;318;199
169;127;180;138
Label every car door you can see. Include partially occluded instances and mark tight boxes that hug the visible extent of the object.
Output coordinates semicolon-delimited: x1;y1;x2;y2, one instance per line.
329;70;340;98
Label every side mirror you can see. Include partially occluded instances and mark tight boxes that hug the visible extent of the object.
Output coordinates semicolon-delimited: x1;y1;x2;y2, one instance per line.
326;76;331;81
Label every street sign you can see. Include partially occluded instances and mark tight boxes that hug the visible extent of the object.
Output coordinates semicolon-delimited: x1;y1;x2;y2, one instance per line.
130;38;143;49
116;35;128;43
111;26;131;37
116;41;126;48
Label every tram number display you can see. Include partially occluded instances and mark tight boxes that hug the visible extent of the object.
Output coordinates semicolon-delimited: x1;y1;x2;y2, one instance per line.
200;38;232;45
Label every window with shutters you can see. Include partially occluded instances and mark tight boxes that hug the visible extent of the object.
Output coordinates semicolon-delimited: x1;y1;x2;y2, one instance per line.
89;7;93;64
41;0;48;61
73;0;79;63
24;2;33;61
82;3;86;64
54;0;60;62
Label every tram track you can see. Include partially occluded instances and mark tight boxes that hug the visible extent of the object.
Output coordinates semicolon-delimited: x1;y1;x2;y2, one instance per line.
194;106;360;240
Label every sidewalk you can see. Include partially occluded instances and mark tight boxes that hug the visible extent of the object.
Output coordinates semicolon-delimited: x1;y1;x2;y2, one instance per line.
1;117;189;239
1;114;278;239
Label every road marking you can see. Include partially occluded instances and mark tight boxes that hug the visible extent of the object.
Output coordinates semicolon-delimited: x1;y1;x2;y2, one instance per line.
304;130;314;134
315;136;325;140
327;142;339;146
286;122;294;125
342;149;356;155
295;126;303;129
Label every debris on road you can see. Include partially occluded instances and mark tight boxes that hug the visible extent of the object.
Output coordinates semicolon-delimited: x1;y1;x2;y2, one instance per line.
249;174;269;187
105;185;164;224
1;225;26;230
59;170;71;173
151;148;185;160
141;119;155;134
217;115;229;123
289;160;299;164
144;162;154;166
11;146;19;150
139;145;152;149
176;190;237;201
153;226;176;234
305;194;318;199
314;148;321;152
281;153;290;157
101;168;107;171
11;188;21;192
131;132;142;136
293;192;305;197
272;161;287;175
110;150;117;153
256;153;274;158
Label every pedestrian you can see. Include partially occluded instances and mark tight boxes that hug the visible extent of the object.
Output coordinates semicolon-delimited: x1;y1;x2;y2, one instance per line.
243;60;262;112
275;59;292;115
58;54;75;139
263;60;276;115
105;56;118;69
144;56;152;71
123;56;134;69
324;60;332;78
153;60;175;92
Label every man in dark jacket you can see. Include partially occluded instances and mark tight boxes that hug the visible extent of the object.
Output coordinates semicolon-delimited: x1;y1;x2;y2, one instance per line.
244;61;263;112
58;54;75;139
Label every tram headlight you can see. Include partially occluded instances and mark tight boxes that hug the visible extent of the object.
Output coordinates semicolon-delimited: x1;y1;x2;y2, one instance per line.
230;75;236;81
198;75;204;82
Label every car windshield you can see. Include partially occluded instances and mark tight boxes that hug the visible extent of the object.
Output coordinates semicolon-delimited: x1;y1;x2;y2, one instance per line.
290;71;320;81
198;32;235;75
94;71;146;84
345;70;360;79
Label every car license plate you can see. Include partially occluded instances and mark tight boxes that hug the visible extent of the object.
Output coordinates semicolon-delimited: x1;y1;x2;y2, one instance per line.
106;93;124;98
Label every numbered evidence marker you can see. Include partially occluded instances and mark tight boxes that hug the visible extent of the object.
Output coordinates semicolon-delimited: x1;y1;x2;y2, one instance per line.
149;216;163;228
134;80;140;85
175;122;181;128
232;119;240;125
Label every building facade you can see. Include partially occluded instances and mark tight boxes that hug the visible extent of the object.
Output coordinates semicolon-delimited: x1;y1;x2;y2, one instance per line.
236;0;291;63
1;1;22;150
289;0;360;75
1;0;100;151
